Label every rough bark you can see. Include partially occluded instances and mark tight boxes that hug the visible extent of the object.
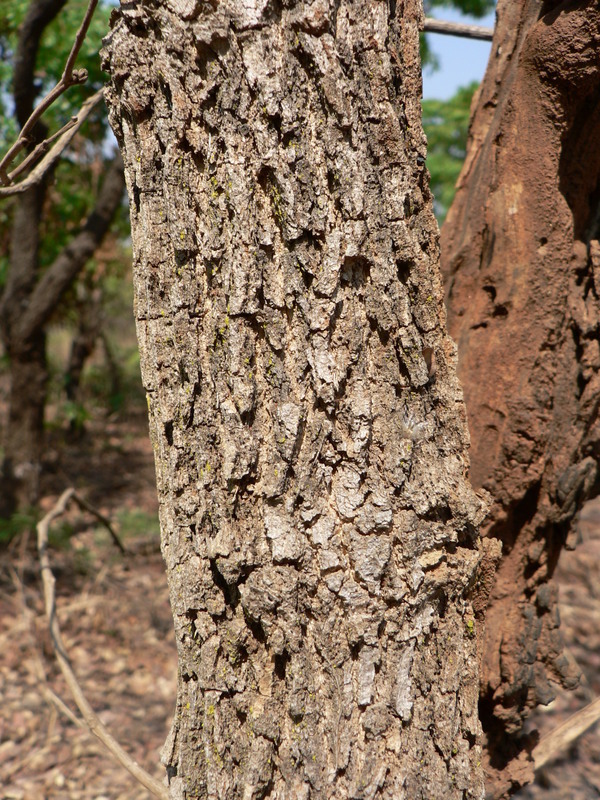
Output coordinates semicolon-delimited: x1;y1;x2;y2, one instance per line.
441;1;600;796
0;184;46;513
104;2;488;798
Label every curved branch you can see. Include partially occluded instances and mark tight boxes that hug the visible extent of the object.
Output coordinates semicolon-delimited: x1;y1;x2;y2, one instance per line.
0;89;104;197
17;150;125;342
1;0;99;185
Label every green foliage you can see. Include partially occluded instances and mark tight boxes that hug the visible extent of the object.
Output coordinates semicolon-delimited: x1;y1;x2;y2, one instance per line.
116;509;161;541
48;519;76;549
0;1;136;431
427;0;495;18
422;82;478;222
72;342;145;416
0;0;123;277
0;3;22;147
45;253;145;426
0;0;111;145
0;507;75;548
0;509;38;545
54;398;92;431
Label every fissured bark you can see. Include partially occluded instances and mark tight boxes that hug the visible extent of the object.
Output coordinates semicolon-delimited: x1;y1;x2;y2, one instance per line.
104;1;488;797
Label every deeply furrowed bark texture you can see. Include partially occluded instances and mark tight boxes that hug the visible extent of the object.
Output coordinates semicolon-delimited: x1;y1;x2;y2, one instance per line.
104;2;486;797
441;1;600;796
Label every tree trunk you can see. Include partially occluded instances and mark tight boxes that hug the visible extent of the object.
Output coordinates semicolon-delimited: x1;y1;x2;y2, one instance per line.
0;154;125;513
0;0;126;515
103;2;488;797
1;334;47;513
0;185;47;514
441;1;600;795
64;283;103;438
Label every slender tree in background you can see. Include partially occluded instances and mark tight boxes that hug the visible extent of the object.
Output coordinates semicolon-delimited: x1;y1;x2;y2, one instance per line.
442;0;600;796
0;0;125;515
103;1;488;797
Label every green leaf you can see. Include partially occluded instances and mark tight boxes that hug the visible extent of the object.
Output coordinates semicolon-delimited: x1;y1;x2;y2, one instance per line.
422;82;478;223
426;0;495;19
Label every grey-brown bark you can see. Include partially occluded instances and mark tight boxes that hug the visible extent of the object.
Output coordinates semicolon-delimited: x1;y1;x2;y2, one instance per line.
103;2;487;798
0;185;46;513
441;1;600;796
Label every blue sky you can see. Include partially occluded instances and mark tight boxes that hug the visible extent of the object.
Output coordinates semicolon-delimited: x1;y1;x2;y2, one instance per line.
422;7;496;100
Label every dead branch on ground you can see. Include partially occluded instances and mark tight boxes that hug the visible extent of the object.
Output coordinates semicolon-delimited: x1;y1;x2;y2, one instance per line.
534;696;600;770
37;488;168;800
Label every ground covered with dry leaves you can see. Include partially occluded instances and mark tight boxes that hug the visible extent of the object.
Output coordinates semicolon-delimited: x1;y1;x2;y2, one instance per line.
1;414;599;799
0;416;177;800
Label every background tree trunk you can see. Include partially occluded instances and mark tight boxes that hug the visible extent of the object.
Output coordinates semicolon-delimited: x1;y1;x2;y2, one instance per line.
104;1;488;797
0;183;47;513
0;0;125;515
441;1;600;795
0;152;124;513
0;0;64;514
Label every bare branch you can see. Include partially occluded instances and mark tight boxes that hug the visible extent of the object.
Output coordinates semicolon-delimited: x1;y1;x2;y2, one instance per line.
37;488;168;800
8;563;85;729
0;0;99;186
62;0;99;80
423;18;494;41
534;697;600;770
7;118;78;184
71;490;126;554
0;89;104;197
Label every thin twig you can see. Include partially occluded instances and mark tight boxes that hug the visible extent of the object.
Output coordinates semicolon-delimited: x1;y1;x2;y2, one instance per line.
62;0;99;81
534;696;600;770
7;117;78;183
0;87;104;198
42;485;126;553
28;655;85;729
68;488;126;554
423;18;494;41
37;488;168;800
0;0;99;187
8;565;84;728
